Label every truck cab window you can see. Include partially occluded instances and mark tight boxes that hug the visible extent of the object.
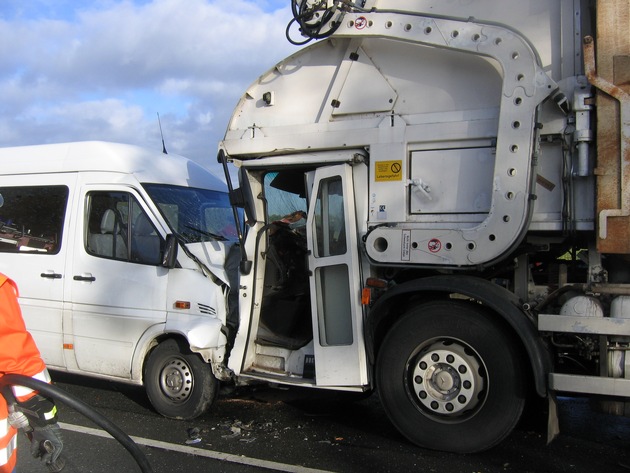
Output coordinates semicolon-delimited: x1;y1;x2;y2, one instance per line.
0;186;68;254
313;176;346;257
86;191;162;265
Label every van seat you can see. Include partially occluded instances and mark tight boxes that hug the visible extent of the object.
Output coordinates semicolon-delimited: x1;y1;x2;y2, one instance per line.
88;209;127;259
131;213;161;264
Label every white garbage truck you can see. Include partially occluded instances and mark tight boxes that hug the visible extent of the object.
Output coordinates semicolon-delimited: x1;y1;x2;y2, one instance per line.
214;0;630;454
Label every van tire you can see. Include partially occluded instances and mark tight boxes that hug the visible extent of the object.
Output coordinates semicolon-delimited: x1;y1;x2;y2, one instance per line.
144;338;218;420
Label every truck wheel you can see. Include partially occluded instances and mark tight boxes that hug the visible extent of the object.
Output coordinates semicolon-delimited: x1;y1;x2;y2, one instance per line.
376;300;525;453
144;338;218;420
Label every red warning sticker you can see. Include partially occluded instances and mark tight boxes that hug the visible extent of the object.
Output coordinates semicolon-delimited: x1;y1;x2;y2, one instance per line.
355;16;367;29
428;238;441;253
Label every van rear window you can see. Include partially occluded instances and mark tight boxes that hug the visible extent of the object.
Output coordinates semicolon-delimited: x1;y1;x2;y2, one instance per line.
0;186;68;254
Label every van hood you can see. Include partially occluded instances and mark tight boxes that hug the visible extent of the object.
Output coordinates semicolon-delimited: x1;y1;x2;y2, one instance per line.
185;240;234;286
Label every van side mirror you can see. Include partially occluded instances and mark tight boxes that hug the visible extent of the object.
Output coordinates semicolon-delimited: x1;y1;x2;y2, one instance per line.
161;234;178;268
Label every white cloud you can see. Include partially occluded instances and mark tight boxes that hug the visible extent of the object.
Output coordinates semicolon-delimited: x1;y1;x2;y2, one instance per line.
0;0;297;172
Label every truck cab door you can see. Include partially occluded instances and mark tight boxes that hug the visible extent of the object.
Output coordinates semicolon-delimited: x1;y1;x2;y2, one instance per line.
307;164;369;386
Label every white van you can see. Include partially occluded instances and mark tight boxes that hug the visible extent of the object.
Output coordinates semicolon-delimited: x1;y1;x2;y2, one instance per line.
0;141;237;419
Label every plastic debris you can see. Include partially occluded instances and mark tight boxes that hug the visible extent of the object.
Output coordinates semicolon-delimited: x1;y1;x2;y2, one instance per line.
185;427;202;445
222;425;242;439
220;418;279;441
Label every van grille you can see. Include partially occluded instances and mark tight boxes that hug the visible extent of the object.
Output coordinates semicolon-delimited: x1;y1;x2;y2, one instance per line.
197;303;216;316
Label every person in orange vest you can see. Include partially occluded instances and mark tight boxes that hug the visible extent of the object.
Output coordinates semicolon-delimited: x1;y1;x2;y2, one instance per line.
0;273;63;472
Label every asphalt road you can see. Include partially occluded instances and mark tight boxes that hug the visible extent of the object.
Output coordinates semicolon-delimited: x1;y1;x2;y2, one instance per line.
15;372;630;473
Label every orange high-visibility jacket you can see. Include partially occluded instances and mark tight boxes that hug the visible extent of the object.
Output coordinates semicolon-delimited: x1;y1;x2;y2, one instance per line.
0;273;50;473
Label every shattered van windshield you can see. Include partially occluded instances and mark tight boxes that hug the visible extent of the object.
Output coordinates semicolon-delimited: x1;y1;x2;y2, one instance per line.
143;184;237;243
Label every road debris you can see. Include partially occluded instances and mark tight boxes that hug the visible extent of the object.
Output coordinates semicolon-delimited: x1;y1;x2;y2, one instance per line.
185;427;202;445
219;418;280;442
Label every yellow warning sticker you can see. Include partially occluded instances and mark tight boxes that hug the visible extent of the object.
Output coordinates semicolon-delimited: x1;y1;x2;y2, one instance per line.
375;160;403;181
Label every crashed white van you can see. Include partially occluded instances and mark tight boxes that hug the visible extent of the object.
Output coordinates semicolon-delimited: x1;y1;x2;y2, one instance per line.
0;141;236;419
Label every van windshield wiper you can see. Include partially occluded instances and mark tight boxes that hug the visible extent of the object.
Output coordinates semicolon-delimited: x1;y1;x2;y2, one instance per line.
184;225;228;242
171;231;224;286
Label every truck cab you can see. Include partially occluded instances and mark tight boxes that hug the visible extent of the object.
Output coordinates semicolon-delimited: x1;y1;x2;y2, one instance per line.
226;154;370;389
218;0;630;454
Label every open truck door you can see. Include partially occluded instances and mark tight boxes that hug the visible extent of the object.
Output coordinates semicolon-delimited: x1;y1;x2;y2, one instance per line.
306;164;369;387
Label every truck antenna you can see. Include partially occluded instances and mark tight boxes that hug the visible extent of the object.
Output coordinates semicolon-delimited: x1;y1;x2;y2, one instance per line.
157;112;168;154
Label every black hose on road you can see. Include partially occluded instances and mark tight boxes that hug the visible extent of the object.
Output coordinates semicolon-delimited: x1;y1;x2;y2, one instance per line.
0;374;154;473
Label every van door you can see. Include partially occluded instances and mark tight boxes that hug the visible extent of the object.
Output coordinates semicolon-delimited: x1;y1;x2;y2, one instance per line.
0;177;74;368
307;164;369;386
66;185;168;378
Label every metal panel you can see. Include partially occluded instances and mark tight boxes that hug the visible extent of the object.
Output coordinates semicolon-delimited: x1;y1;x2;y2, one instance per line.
549;373;630;397
594;1;630;253
538;313;630;336
409;148;495;214
348;13;558;267
333;46;397;115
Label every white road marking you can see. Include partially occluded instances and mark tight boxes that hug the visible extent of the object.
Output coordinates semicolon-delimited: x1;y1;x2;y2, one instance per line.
59;422;335;473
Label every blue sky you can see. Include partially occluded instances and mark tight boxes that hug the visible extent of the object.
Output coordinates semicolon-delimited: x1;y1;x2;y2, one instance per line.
0;0;296;173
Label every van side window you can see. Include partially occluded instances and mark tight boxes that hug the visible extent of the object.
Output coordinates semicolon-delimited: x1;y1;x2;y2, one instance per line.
0;186;68;254
85;191;163;265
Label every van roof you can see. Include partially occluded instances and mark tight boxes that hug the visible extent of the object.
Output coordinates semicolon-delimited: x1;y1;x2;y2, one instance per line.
0;141;226;191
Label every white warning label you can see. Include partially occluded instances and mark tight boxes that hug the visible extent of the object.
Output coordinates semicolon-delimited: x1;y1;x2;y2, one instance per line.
401;230;411;261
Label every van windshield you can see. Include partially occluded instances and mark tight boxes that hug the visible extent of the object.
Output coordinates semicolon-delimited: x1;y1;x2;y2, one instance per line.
143;184;237;243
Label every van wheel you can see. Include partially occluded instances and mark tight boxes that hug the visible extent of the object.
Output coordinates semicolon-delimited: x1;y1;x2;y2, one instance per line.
145;338;218;420
376;300;525;453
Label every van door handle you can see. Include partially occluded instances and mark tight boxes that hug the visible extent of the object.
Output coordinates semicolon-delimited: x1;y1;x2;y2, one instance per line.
73;274;96;282
40;271;62;279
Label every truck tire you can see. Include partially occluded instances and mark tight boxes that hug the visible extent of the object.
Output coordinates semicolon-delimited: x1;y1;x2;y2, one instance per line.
144;338;218;420
376;300;526;453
